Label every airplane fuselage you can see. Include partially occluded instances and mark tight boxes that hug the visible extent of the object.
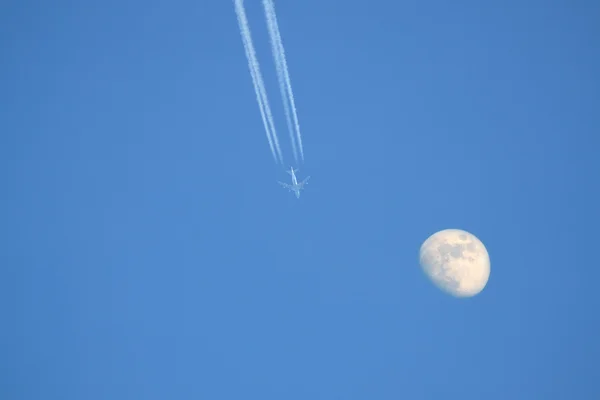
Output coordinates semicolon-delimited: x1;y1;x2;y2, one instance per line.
290;169;298;186
278;166;309;199
289;168;300;197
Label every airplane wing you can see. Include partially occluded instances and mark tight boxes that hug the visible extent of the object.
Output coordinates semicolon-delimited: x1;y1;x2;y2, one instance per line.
298;176;310;188
278;181;294;191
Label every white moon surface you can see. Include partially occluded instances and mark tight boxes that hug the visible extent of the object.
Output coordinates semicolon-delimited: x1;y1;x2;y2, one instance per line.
419;229;490;297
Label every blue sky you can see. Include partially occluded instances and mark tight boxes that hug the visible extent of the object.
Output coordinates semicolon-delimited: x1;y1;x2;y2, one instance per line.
2;0;599;398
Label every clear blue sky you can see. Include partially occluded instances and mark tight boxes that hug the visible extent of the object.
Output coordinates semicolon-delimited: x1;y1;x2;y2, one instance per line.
2;0;598;398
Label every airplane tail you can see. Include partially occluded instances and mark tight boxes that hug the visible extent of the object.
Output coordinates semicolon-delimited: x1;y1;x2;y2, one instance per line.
286;167;298;176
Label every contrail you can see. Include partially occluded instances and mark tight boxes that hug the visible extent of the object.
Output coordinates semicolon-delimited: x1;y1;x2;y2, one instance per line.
262;0;298;162
262;0;304;162
234;0;283;163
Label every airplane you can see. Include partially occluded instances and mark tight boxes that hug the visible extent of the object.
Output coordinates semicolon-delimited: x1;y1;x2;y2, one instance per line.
278;166;310;198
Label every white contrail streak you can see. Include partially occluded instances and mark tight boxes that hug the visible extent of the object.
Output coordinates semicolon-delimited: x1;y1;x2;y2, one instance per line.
262;0;304;162
262;0;298;162
234;0;283;163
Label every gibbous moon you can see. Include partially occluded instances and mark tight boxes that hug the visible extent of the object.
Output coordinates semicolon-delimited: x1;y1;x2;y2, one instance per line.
419;229;490;297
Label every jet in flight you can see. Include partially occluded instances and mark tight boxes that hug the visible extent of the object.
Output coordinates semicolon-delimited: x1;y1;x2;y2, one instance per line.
278;167;310;198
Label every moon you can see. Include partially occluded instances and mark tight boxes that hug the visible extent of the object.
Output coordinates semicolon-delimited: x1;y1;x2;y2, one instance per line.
419;229;490;297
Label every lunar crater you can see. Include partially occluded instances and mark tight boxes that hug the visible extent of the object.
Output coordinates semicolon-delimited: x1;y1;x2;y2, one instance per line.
419;229;490;297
